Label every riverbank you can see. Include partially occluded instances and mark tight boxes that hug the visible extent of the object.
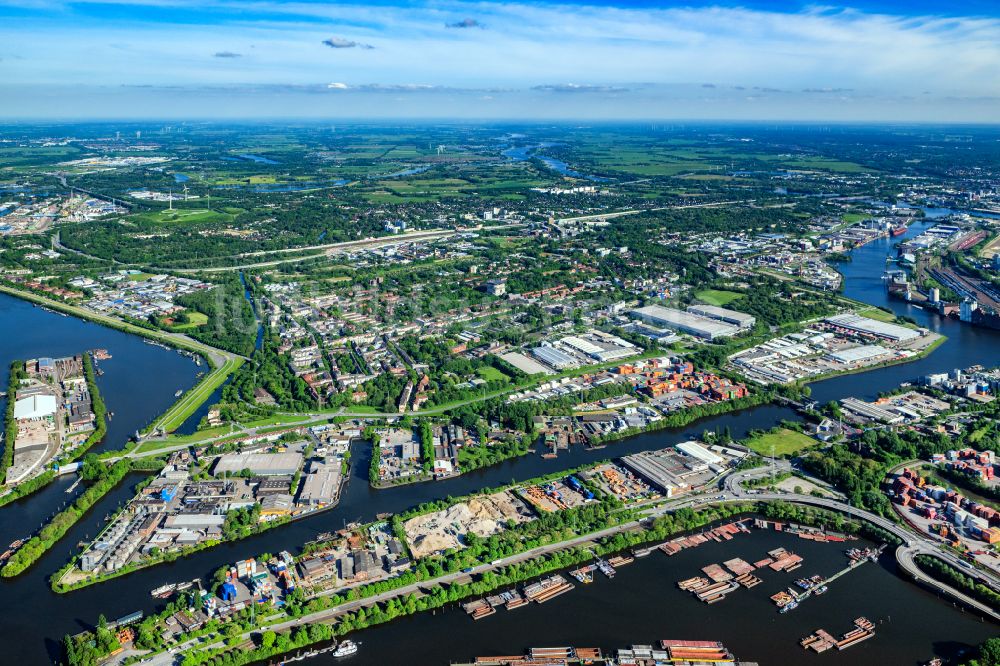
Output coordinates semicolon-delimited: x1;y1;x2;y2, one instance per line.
146;354;243;434
53;452;355;593
65;501;912;666
1;360;25;483
1;458;163;578
0;283;244;438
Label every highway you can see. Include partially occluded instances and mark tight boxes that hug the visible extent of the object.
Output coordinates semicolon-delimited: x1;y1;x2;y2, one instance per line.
556;200;747;225
158;224;523;274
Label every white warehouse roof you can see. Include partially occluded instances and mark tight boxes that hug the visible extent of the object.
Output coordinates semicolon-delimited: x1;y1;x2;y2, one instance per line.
675;440;725;466
825;314;919;342
13;394;57;420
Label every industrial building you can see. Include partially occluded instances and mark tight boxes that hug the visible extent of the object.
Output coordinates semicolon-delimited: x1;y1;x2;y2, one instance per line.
840;397;904;424
675;440;725;466
559;331;639;362
825;313;920;343
825;345;892;365
12;394;57;420
530;344;578;370
212;451;304;477
298;460;342;507
630;305;740;340
687;304;756;330
621;445;715;497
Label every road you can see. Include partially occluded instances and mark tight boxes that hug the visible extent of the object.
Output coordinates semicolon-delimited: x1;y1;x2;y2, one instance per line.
723;467;1000;622
153;224;522;274
556;200;748;225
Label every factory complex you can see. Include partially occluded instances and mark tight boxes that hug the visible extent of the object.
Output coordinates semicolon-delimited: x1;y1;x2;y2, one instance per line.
730;312;940;384
629;304;756;340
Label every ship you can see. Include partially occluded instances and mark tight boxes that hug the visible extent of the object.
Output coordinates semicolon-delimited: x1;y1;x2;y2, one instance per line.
891;224;908;237
150;583;177;598
333;640;358;657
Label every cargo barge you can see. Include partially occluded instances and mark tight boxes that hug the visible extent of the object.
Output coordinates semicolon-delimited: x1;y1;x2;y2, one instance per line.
454;639;751;665
801;617;875;653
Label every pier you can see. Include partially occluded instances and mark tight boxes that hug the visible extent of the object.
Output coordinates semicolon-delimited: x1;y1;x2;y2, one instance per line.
801;617;876;653
792;546;882;603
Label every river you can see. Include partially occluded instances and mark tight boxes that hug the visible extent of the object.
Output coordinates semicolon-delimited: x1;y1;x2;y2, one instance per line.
291;528;996;666
502;143;610;182
0;210;997;663
0;293;200;453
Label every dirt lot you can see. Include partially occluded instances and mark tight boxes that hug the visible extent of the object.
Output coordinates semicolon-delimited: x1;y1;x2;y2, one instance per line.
403;490;535;558
773;476;838;498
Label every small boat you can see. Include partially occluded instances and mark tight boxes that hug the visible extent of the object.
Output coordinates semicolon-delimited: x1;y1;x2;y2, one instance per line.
780;600;799;613
814;585;828;595
333;640;358;657
174;389;184;397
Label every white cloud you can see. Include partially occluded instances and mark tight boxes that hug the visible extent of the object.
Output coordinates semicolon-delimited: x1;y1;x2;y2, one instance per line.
1;0;999;119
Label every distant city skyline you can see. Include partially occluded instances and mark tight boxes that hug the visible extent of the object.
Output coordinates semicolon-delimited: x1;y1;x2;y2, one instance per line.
2;0;1000;120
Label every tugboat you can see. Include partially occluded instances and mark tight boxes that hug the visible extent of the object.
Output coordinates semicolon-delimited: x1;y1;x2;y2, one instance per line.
333;640;358;657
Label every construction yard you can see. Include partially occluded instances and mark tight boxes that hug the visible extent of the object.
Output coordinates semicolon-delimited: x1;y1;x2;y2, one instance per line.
403;491;536;558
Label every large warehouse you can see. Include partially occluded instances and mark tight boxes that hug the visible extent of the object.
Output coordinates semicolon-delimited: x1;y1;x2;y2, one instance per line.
13;394;57;420
687;304;756;330
212;451;304;477
825;313;920;343
630;305;739;340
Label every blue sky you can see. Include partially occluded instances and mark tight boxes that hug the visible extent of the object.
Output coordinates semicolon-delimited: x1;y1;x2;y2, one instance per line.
2;0;999;120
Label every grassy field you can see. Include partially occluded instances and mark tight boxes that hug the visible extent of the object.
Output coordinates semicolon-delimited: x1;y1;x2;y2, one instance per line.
476;366;510;383
695;289;743;307
150;355;244;433
168;311;209;331
747;428;818;457
854;305;900;324
131;426;235;454
135;208;237;226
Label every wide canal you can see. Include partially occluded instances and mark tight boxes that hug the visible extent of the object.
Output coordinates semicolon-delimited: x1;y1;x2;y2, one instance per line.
0;212;996;663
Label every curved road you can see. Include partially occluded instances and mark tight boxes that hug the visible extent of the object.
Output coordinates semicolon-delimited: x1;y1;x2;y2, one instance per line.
723;468;1000;621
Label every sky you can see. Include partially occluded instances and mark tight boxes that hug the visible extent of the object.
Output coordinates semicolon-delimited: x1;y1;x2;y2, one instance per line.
1;0;1000;121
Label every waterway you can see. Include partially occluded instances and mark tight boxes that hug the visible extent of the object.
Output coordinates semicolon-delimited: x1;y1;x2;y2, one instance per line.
502;143;610;182
286;528;996;666
0;293;200;453
212;180;350;193
0;209;997;663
